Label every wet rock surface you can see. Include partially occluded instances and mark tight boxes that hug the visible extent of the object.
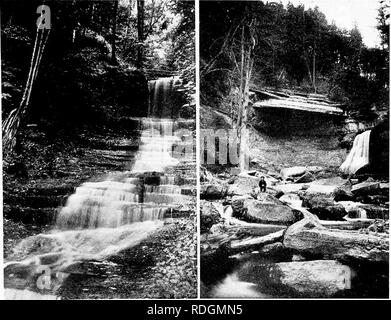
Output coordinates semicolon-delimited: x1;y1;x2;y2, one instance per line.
201;160;389;298
57;217;197;299
4;118;197;299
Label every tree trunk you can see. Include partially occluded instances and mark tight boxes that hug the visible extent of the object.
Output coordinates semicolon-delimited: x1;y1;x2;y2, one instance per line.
235;26;245;168
137;0;145;69
236;24;254;171
111;0;119;65
2;28;50;156
239;56;252;171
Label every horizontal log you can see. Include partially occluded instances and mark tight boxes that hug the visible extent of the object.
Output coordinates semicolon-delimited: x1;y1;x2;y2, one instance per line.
320;219;374;230
230;230;285;252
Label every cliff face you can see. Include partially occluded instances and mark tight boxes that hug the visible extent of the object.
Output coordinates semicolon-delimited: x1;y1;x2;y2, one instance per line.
253;108;344;137
368;120;389;177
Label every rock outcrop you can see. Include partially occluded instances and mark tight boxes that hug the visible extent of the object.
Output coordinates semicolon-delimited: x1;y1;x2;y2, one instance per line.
283;218;389;262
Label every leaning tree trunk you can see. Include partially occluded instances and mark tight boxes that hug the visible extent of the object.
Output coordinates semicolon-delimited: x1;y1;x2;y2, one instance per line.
2;27;50;157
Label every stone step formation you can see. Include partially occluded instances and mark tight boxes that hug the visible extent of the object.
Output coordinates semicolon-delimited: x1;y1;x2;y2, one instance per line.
4;116;196;299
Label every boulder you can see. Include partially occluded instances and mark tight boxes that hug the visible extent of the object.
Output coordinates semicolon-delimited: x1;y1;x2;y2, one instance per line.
266;188;284;199
271;260;353;297
200;183;227;200
242;199;301;225
309;204;347;221
280;166;307;180
237;259;353;298
279;193;302;208
333;187;354;201
228;174;259;195
302;194;334;208
283;218;389;262
200;201;221;233
304;177;349;196
256;193;284;204
231;195;253;217
302;194;347;220
295;172;315;183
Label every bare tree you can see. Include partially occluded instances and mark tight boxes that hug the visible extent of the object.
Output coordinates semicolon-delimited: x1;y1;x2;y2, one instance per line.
235;21;255;171
2;26;51;156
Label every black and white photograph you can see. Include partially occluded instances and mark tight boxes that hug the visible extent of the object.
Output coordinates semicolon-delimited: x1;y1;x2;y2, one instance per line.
0;0;390;307
1;0;196;299
200;0;389;298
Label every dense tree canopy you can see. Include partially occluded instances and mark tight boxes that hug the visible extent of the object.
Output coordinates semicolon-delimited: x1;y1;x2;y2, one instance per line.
201;0;389;121
1;0;195;155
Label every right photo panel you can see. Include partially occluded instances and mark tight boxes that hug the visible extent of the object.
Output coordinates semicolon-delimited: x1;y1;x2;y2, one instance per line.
199;0;389;298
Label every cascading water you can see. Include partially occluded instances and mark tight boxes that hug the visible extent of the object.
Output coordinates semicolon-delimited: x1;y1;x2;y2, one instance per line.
4;118;190;299
340;130;371;174
148;77;182;118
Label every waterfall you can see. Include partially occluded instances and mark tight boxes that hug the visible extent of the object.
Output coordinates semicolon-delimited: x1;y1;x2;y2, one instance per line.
5;118;190;299
56;118;181;230
148;77;181;118
340;130;371;175
132;118;180;172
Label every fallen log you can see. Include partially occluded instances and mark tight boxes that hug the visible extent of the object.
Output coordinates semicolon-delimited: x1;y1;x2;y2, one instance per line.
230;230;285;252
201;221;286;256
320;219;374;230
224;218;287;236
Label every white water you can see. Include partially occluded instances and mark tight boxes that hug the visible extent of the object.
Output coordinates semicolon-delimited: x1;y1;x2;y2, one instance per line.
340;130;371;174
211;273;267;298
5;118;186;299
132;119;180;172
148;77;181;118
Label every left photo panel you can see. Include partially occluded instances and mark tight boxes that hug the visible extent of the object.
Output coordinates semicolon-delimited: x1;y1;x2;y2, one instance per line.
1;0;196;299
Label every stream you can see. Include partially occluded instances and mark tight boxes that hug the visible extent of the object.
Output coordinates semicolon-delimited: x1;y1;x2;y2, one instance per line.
4;77;193;299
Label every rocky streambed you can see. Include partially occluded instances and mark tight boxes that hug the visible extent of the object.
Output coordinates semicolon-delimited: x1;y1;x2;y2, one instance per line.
4;117;197;299
200;166;389;298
